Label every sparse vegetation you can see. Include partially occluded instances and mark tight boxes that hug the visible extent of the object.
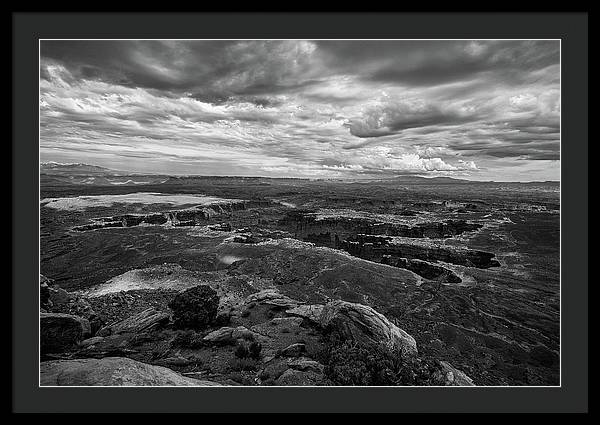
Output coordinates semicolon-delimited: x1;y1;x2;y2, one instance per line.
234;339;262;360
318;332;437;386
170;329;204;349
228;357;259;372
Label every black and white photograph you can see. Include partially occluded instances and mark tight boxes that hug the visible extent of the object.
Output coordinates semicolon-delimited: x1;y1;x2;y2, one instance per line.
36;39;564;388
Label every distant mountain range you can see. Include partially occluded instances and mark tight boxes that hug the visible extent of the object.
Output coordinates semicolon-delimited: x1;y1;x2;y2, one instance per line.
39;162;171;186
40;162;123;175
393;175;471;184
39;162;559;184
353;175;559;185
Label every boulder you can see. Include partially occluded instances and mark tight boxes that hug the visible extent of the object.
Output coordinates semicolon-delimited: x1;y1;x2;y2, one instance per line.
202;327;235;344
169;285;219;329
285;304;324;323
96;308;170;337
202;326;259;344
275;368;324;386
288;358;324;374
319;300;418;358
40;357;221;386
42;283;98;322
244;289;300;309
231;326;259;341
48;287;70;306
40;313;91;354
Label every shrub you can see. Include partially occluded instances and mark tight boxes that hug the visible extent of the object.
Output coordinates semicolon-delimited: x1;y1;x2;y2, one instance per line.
171;329;203;349
234;340;262;360
318;332;436;386
234;341;250;358
248;341;262;359
168;285;219;329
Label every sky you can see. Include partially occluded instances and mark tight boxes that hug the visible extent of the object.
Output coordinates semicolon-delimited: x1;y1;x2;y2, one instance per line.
39;40;560;181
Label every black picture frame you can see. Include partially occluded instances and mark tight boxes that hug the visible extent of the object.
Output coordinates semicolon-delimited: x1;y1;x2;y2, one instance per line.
12;12;588;413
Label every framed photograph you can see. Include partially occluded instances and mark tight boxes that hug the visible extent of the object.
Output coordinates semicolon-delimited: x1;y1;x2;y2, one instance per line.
12;12;588;413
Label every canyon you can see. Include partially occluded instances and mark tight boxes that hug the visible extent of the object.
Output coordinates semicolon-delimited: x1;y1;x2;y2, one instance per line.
40;172;560;386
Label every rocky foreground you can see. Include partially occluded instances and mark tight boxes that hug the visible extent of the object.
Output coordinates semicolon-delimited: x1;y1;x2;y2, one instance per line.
40;271;473;386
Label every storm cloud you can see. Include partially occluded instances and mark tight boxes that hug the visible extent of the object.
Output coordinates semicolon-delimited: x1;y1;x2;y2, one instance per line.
40;40;560;181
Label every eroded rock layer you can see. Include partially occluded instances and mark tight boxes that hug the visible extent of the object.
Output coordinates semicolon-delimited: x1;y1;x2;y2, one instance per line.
40;357;221;386
73;201;250;231
279;210;497;283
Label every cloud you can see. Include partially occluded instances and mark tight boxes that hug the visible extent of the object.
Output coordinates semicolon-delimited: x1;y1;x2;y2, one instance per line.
316;40;559;87
39;40;561;181
41;40;324;96
325;146;479;175
343;97;479;138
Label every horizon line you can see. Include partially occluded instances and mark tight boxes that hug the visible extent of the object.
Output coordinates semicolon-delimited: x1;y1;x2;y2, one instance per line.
40;162;560;184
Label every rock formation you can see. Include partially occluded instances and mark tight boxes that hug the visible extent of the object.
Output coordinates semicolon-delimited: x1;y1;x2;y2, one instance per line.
341;234;500;269
278;211;497;283
40;357;221;386
282;210;483;243
432;361;475;386
169;285;219;329
202;326;261;345
40;313;91;354
319;300;418;359
96;307;170;336
72;201;248;231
